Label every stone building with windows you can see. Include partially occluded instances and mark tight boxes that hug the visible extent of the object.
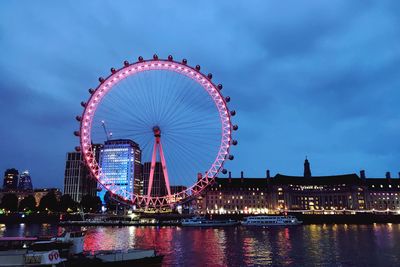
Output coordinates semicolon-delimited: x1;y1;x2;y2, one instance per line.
196;171;270;214
195;160;399;214
268;173;367;211
366;172;400;211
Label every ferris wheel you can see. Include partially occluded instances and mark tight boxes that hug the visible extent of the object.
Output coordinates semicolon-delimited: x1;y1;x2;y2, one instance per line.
74;54;238;208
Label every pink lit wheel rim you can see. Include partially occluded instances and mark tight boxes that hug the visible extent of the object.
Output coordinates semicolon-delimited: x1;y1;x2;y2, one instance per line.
76;55;237;208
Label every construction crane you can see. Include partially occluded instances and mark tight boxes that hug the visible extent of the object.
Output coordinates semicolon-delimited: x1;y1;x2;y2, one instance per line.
101;120;112;141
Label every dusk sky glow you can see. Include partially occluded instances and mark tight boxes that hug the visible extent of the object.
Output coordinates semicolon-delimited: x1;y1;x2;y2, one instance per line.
1;1;400;188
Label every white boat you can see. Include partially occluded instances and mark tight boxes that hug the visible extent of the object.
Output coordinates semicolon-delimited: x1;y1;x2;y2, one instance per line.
181;217;238;227
0;237;66;266
242;215;302;226
51;231;85;255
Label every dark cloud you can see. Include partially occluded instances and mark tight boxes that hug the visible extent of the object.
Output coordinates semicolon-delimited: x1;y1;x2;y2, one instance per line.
0;0;399;188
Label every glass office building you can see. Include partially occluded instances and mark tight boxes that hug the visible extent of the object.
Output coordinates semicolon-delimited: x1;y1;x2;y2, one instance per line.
97;139;142;203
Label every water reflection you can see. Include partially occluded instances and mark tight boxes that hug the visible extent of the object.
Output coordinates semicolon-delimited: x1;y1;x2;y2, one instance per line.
1;224;400;266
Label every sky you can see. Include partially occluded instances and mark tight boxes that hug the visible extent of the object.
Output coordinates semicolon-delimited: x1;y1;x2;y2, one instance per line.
0;1;400;188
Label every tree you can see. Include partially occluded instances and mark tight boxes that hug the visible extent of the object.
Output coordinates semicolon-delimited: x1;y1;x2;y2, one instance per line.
39;191;58;212
80;194;102;213
0;193;18;212
104;191;116;211
59;194;77;212
19;195;36;212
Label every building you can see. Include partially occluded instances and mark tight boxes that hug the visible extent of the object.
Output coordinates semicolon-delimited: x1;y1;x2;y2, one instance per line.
3;168;19;191
97;139;142;203
64;144;102;202
33;188;62;206
18;170;33;191
197;175;269;214
170;185;187;194
366;172;400;211
142;162;167;197
195;160;399;214
269;173;367;211
0;188;62;207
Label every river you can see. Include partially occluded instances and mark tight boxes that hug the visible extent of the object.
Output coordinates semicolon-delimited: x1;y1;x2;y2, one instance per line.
1;223;399;266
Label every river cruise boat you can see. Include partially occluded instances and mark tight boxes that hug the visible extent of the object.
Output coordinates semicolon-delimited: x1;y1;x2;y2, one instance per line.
181;217;238;227
242;215;302;226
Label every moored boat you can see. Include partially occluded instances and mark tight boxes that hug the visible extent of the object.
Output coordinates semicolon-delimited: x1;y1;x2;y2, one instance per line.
0;237;66;266
181;217;238;227
242;215;302;226
86;249;163;266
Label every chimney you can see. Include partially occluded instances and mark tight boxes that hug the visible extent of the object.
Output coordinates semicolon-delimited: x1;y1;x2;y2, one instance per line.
360;170;366;180
228;171;232;178
240;171;244;182
398;172;400;179
266;170;270;179
197;172;202;181
386;172;391;182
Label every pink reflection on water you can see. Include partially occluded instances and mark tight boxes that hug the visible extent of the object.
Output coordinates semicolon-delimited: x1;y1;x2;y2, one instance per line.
83;226;227;266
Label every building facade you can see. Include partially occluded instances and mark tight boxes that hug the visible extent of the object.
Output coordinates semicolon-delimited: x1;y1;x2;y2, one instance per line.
97;139;142;203
196;176;269;214
0;188;62;207
18;171;33;191
268;174;367;211
366;172;400;211
195;160;400;214
3;168;19;191
64;144;102;202
142;162;167;197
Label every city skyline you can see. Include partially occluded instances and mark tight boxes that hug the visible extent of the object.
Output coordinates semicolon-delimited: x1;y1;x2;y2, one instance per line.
1;1;400;188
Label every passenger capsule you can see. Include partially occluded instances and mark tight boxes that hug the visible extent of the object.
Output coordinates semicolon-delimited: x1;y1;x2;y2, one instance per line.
233;125;238;131
75;116;82;122
232;140;238;146
225;96;230;102
230;110;236;116
80;101;86;108
98;77;105;83
110;67;116;74
168;55;173;61
138;56;144;62
228;155;234;160
222;169;228;174
195;65;201;71
88;88;95;94
217;84;223;90
75;146;81;152
207;73;213;79
153;54;158;60
73;131;80;136
182;59;187;65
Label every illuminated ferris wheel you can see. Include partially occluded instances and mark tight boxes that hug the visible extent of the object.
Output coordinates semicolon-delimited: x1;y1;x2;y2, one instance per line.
74;54;238;208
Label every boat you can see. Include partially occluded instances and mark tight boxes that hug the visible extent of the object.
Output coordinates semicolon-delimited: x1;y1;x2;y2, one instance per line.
241;215;302;226
50;231;164;266
181;217;238;227
51;230;85;255
0;237;66;266
0;230;164;266
77;249;164;266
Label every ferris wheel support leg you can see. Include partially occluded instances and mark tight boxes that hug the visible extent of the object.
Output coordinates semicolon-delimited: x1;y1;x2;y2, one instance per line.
158;141;172;203
146;142;158;206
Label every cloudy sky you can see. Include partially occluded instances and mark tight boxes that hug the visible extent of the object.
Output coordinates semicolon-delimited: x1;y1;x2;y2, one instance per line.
1;1;399;188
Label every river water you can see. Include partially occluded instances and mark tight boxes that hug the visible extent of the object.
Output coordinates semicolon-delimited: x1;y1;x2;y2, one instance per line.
1;223;399;266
